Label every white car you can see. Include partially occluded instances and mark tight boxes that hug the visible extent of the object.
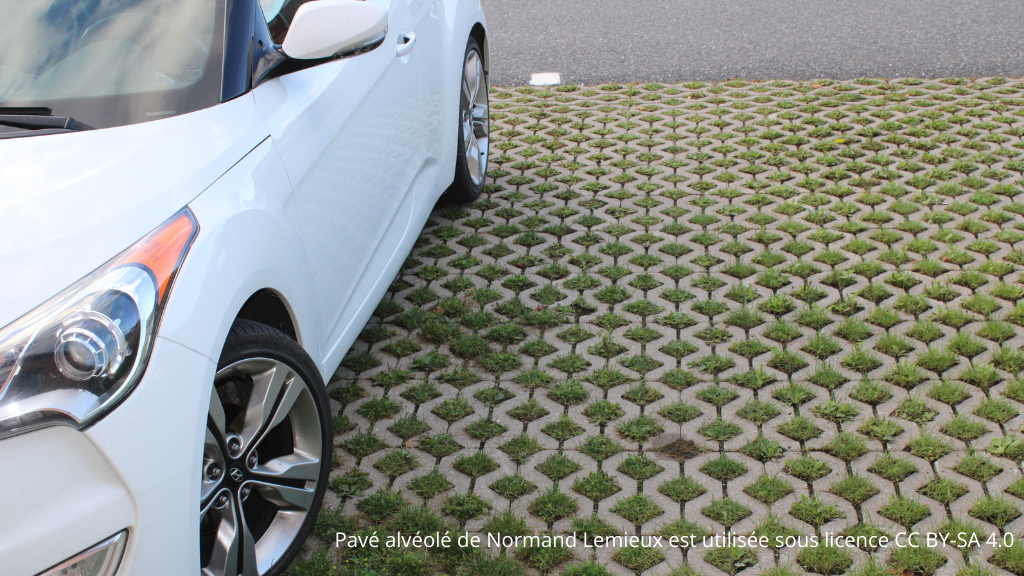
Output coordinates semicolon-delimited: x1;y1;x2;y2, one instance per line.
0;0;489;573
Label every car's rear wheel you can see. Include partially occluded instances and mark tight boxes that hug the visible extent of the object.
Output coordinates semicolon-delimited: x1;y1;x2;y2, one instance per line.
200;320;330;576
444;36;489;203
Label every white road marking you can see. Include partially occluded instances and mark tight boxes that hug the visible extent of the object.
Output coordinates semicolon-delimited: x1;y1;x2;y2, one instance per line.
529;72;561;86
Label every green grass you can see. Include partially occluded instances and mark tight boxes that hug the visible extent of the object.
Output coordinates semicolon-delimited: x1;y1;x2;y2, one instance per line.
869;454;918;482
740;435;785;462
508;399;549;422
659;476;707;503
617;454;664;481
541;415;584;442
572;471;621;501
356;489;405;522
906;434;953;462
879;495;931;529
736;398;781;425
528;488;578;523
975;397;1019;424
968;495;1022;529
813;400;859;423
777;416;822;442
858;416;904;442
790;495;844;529
917;477;968;504
465;417;509;441
888;546;947;576
952;454;1002;482
407;469;453;500
705;546;758;575
357;396;402;422
659;517;710;543
432;398;475;423
578;435;623;462
841;523;890;553
940;415;988;443
562;562;613;576
374;449;420;478
701;454;750;482
583;399;624;424
745;473;794;505
443;493;492;523
990;541;1024;576
514;533;575;572
772;382;817;406
489;474;536;501
698;418;743;442
893;397;939;424
536;453;582;481
611;545;664;573
849;379;893;405
617;414;664;443
937;517;985;552
823;432;868;462
701;497;752;527
797;545;853;576
610;494;664;525
830;475;880;505
453;451;498;478
696;384;740;407
785;455;832;482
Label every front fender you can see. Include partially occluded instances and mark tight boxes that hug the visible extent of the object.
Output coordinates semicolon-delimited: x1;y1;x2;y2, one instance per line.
159;137;322;376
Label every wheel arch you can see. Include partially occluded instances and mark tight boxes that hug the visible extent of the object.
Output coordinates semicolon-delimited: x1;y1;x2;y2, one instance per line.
234;288;299;343
470;22;489;76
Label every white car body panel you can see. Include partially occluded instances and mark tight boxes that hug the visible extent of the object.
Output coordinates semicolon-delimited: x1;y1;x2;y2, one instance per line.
84;339;215;576
159;137;321;367
0;426;134;576
0;0;487;572
258;0;430;361
0;95;266;330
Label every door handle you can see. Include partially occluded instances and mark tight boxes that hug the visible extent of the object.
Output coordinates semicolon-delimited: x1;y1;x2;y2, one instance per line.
396;31;416;57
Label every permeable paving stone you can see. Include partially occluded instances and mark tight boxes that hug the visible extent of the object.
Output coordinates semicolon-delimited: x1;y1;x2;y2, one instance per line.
310;77;1024;576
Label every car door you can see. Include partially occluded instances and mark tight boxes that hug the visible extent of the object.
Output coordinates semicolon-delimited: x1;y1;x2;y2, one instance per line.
404;0;444;158
254;0;426;357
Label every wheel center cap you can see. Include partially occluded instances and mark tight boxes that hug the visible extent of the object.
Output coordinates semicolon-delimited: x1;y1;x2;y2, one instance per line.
229;466;244;482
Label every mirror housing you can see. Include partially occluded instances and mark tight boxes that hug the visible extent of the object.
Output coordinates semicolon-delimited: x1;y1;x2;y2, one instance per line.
281;0;388;60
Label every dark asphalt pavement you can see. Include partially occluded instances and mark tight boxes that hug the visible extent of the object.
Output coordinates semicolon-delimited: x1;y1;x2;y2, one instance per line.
481;0;1024;86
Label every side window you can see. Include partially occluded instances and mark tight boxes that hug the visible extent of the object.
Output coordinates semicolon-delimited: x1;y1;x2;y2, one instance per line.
259;0;315;43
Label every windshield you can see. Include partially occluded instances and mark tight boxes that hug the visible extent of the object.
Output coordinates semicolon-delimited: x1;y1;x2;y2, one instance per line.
0;0;224;131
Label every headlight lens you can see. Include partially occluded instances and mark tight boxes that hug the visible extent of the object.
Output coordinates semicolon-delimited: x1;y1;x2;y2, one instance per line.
38;531;127;576
0;209;197;439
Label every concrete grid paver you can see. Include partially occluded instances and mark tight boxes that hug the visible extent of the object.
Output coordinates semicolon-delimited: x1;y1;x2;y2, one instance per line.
313;77;1024;576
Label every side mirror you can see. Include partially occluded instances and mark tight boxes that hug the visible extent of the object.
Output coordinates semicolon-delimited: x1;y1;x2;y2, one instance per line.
281;0;388;60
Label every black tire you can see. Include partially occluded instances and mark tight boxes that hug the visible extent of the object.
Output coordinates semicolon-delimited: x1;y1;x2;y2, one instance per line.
443;36;488;203
209;319;331;576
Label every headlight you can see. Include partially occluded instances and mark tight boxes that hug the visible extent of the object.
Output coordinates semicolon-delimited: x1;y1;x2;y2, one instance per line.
0;209;197;440
38;531;127;576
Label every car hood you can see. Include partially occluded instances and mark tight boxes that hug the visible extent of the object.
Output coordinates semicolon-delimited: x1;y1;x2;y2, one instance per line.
0;94;268;328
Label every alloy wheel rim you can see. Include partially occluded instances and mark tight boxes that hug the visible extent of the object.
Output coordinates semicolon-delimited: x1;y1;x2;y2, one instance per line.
200;358;322;576
460;49;489;186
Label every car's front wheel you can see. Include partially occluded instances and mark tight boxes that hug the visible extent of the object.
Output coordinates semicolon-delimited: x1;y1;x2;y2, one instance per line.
444;36;489;203
200;320;331;576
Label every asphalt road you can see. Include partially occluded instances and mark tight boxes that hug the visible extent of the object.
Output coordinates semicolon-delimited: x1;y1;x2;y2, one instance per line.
481;0;1024;86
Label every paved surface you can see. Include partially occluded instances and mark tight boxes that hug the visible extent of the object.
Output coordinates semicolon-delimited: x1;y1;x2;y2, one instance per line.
300;79;1024;576
481;0;1024;86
